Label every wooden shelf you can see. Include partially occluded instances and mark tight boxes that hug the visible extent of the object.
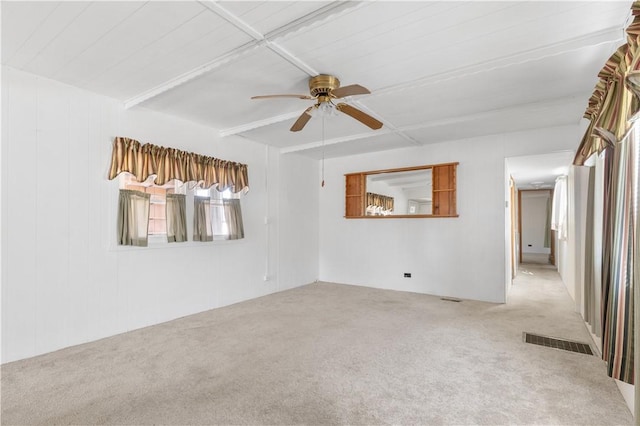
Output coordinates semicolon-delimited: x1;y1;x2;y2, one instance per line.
344;162;458;218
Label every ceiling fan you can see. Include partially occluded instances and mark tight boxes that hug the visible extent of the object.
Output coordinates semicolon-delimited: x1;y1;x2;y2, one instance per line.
251;75;383;132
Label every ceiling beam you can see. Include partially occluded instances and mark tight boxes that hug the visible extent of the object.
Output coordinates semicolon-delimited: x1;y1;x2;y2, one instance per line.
219;26;623;135
280;95;584;156
217;96;393;138
124;1;364;109
199;1;319;76
123;41;260;110
219;110;303;137
198;1;264;41
280;128;396;155
350;100;421;146
265;41;317;76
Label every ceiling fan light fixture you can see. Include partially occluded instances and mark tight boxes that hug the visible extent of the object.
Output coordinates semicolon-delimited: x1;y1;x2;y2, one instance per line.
251;74;382;131
316;101;338;117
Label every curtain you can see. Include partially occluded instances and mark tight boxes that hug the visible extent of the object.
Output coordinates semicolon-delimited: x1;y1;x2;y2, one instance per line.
193;196;213;242
551;176;568;240
601;146;615;360
211;197;226;239
224;199;244;240
602;126;638;384
593;153;606;339
366;192;394;215
544;195;551;248
576;0;640;387
108;137;250;193
166;193;187;243
575;45;638;165
635;166;640;419
583;167;598;335
117;189;150;247
109;137;141;179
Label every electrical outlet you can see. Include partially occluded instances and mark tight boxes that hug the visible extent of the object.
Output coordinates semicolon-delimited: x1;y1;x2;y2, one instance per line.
404;273;411;278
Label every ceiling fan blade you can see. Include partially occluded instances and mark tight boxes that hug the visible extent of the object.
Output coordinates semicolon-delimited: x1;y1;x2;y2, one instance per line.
336;103;383;130
251;94;314;100
331;84;370;98
290;107;314;132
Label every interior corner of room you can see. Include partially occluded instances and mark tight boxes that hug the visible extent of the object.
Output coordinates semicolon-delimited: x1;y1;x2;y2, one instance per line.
1;1;638;424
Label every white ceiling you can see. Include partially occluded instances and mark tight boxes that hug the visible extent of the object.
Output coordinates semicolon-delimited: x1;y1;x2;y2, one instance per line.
1;1;631;171
508;150;575;189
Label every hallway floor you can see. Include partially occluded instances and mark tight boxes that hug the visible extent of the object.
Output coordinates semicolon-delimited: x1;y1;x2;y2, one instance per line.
520;253;552;264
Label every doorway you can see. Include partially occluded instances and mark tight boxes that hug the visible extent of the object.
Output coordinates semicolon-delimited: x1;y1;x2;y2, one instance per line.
518;189;554;266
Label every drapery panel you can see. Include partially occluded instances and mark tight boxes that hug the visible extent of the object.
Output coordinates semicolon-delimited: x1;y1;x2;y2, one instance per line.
211;198;226;240
193;196;213;242
551;176;568;241
575;2;640;385
108;137;249;193
583;167;599;336
210;197;244;240
117;189;150;247
602;126;638;384
601;146;615;363
224;199;245;240
166;193;187;243
544;196;551;248
635;167;640;419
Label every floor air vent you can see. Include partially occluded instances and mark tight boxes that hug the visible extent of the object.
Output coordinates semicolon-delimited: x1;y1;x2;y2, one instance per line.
523;332;593;355
440;297;461;302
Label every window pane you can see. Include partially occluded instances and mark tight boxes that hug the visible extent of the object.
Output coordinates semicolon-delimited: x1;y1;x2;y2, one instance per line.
195;188;209;197
211;199;228;239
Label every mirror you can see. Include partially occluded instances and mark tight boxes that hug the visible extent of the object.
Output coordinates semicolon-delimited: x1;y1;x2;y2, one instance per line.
365;169;432;216
344;163;458;218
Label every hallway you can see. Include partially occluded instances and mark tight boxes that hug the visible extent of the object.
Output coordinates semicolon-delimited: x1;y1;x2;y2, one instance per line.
507;262;632;423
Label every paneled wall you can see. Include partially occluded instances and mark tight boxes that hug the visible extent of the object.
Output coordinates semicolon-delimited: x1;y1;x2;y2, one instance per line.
1;67;319;363
319;126;578;303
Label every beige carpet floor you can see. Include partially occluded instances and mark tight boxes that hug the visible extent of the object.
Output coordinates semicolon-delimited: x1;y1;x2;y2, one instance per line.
1;265;634;425
520;253;551;265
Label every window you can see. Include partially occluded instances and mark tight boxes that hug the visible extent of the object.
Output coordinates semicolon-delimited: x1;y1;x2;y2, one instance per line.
194;187;244;241
116;175;243;246
108;136;249;247
118;174;188;245
122;175;176;236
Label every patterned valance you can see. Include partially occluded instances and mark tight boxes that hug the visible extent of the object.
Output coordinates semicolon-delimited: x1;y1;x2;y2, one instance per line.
574;1;640;165
366;192;394;211
108;137;249;193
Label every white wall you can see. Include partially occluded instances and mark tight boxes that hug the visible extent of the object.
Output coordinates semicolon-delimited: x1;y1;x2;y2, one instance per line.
520;191;551;254
557;166;589;311
319;125;579;303
1;67;319;363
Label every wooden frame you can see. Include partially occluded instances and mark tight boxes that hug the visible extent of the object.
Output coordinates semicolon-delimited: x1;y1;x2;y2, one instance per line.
344;162;459;218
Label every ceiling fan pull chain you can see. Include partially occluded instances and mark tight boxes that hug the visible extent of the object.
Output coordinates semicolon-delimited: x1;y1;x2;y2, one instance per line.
321;115;325;187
